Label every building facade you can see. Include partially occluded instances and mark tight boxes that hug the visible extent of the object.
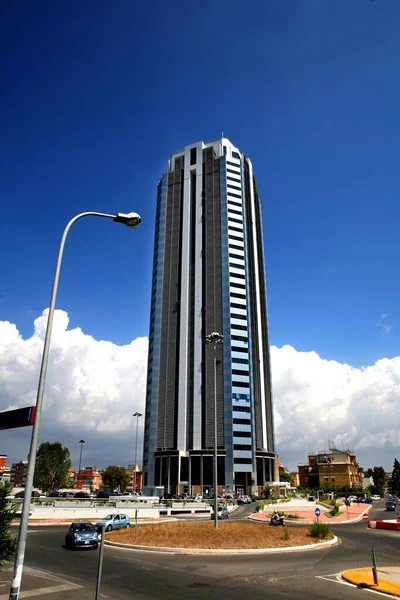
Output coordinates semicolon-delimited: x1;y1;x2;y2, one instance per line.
298;449;363;490
10;461;28;487
143;137;278;497
74;466;101;492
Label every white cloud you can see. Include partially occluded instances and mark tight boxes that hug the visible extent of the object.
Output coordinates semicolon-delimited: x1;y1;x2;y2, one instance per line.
376;313;394;336
0;310;399;472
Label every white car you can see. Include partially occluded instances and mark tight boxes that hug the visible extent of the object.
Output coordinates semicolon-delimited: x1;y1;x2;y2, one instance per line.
371;495;381;501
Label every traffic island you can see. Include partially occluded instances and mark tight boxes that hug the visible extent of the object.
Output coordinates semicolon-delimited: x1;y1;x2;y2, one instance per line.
342;567;400;597
104;521;339;554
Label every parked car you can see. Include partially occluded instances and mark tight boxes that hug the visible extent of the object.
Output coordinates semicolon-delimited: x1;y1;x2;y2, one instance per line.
95;513;130;532
96;491;110;499
61;492;76;498
211;505;229;520
307;496;315;502
74;491;91;499
361;497;373;504
65;522;98;550
371;495;381;501
386;501;396;511
14;490;41;499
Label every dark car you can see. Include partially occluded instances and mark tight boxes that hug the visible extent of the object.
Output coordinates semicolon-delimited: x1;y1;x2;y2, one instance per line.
361;497;373;504
386;501;396;511
14;490;40;499
74;492;91;499
65;522;98;550
96;491;110;499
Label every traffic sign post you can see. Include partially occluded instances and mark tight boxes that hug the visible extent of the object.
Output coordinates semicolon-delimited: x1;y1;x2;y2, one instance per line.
315;507;321;523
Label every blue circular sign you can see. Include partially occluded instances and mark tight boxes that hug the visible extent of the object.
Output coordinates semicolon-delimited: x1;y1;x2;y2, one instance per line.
315;507;321;517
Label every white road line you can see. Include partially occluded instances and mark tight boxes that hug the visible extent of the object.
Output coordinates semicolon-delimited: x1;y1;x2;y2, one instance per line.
0;583;81;599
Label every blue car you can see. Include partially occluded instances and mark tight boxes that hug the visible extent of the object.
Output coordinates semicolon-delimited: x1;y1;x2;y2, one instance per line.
361;497;373;504
96;513;130;532
386;501;396;511
65;522;98;550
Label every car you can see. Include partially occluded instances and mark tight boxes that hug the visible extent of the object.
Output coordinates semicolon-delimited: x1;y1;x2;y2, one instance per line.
307;496;315;502
96;513;130;532
96;491;110;499
14;490;41;499
371;495;381;501
211;505;229;520
65;522;98;550
386;501;396;511
361;497;373;504
74;491;91;499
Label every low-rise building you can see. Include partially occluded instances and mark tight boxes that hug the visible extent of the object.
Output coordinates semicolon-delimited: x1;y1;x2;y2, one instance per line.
298;448;363;490
0;455;7;473
126;464;142;492
74;466;101;492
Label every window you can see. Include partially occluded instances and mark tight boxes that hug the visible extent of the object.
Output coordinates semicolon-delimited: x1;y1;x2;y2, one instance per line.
227;175;241;182
229;253;244;261
228;209;242;217
228;236;244;244
234;444;252;451
228;217;243;224
233;406;251;413
228;200;242;209
223;146;227;155
230;272;245;280
234;393;250;399
234;458;252;464
227;183;242;191
227;192;242;199
229;262;245;270
230;282;246;290
233;418;250;425
233;431;251;437
230;303;246;310
232;151;241;159
227;168;240;175
190;147;197;165
231;333;248;341
232;369;249;376
227;161;240;168
228;226;243;233
233;380;250;387
232;357;249;364
231;313;247;320
231;324;248;331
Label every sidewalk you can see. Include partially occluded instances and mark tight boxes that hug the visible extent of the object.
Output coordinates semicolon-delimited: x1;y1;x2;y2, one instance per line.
342;566;400;597
250;501;370;524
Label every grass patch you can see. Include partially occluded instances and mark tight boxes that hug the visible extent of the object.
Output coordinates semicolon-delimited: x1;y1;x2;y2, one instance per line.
107;521;334;549
325;511;345;518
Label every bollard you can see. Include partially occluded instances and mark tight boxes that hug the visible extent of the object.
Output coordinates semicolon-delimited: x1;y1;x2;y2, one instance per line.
95;524;106;600
371;547;379;585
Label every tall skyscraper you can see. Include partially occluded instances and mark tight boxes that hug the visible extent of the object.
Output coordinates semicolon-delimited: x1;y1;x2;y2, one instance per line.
143;137;278;496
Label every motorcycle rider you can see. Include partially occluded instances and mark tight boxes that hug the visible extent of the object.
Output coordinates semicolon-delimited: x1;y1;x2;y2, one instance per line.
270;510;284;525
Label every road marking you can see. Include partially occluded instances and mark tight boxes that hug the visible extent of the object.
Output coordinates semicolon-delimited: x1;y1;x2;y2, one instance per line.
315;573;394;596
0;583;81;599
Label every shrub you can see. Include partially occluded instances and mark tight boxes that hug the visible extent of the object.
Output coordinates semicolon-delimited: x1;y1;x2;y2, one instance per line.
282;527;290;541
309;521;331;539
286;513;301;519
255;503;265;513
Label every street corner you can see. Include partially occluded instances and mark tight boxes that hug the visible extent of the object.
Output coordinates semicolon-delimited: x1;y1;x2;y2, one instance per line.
342;566;400;597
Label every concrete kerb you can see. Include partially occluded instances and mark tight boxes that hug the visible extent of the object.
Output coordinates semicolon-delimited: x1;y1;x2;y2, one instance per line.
342;567;400;597
104;535;340;555
248;504;372;526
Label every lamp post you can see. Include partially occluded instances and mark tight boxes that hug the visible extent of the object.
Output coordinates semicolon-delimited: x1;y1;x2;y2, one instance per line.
132;412;142;495
205;331;224;530
78;440;85;475
9;211;141;600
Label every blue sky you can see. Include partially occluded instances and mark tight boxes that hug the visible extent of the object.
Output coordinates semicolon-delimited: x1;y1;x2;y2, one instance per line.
1;1;400;470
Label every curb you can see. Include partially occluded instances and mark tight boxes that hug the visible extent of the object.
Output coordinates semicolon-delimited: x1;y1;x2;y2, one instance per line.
248;506;371;526
342;567;400;597
104;535;339;555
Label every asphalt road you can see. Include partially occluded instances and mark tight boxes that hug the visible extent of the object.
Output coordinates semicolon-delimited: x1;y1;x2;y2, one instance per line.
0;500;398;600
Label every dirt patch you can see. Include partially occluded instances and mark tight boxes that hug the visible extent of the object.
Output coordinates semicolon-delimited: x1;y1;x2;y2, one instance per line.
107;521;333;549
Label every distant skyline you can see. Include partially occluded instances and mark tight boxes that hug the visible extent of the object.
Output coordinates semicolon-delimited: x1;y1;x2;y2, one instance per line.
1;1;400;472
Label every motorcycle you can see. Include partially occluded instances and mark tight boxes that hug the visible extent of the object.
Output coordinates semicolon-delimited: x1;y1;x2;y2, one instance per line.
269;512;285;526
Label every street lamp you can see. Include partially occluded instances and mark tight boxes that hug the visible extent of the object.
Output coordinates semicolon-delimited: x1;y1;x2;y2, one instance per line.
9;210;141;600
132;412;142;495
78;440;86;474
205;331;224;530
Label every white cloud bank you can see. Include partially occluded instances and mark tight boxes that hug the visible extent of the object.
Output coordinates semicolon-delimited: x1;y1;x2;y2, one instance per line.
0;310;399;471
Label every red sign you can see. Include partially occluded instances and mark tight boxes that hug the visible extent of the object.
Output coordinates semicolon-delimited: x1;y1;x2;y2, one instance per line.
363;514;369;520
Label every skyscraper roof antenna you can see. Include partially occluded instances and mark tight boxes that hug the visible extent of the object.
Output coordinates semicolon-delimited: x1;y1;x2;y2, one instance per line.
221;130;224;139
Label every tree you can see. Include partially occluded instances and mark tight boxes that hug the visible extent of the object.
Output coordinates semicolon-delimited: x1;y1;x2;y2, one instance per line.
0;481;18;569
101;466;130;491
33;442;72;494
279;471;292;483
391;459;400;493
371;466;385;496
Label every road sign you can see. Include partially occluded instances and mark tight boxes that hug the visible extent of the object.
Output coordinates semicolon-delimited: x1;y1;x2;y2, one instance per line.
0;406;36;430
363;514;369;521
315;507;321;517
